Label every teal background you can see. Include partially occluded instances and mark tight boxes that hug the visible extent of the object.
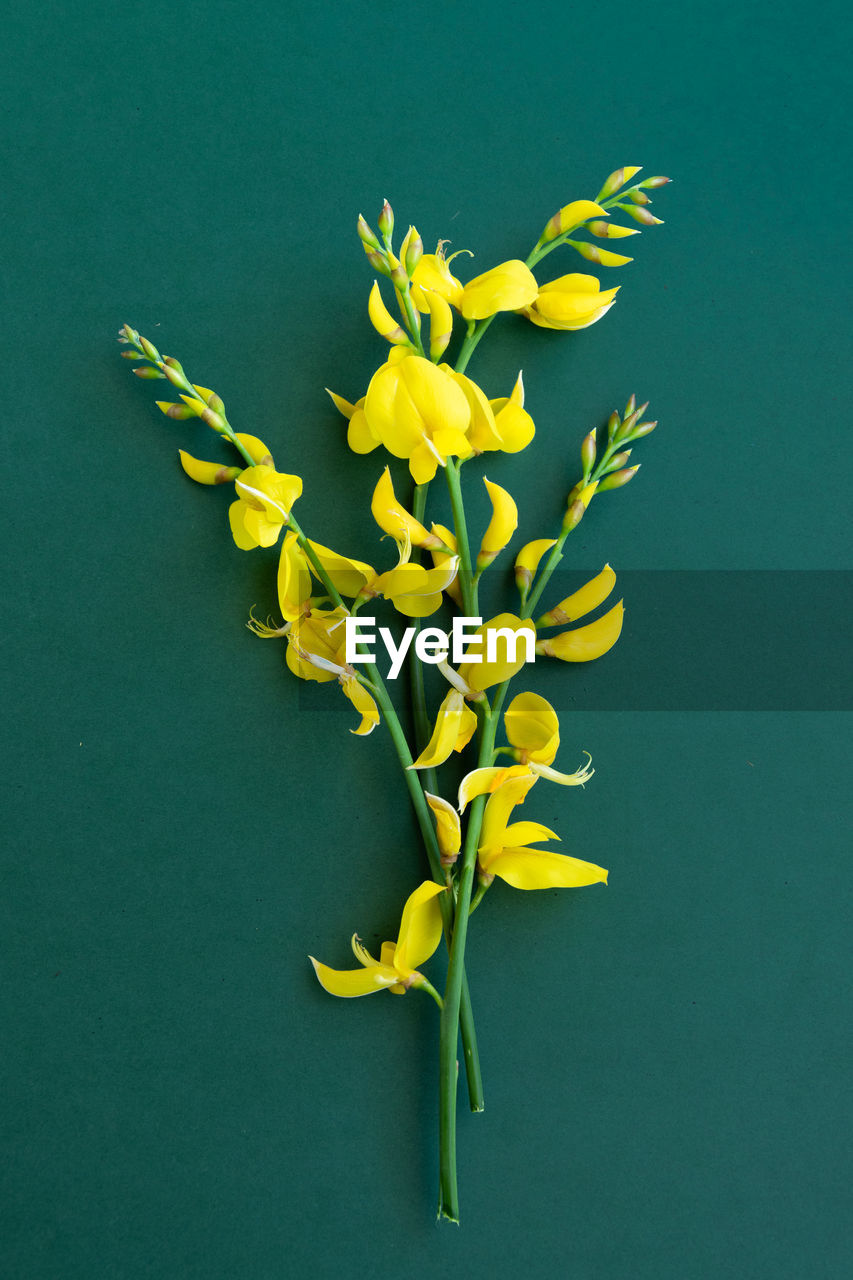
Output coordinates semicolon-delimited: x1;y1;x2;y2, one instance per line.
2;1;851;1276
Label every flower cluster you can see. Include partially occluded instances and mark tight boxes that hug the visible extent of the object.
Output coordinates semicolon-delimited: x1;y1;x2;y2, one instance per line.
119;162;669;1224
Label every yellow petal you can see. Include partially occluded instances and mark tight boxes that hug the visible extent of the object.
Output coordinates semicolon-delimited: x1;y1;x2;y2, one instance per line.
347;408;381;454
309;957;400;997
479;773;538;851
277;531;312;622
539;565;616;625
340;676;380;736
326;388;358;419
393;881;446;973
477;477;518;568
541;199;608;242
410;689;470;769
457;613;537;692
515;538;557;574
447;368;502;453
504;691;560;764
502;820;560;845
457;765;531;813
491;372;535;453
308;540;376;598
233;433;274;466
424;288;454;361
461;260;538;320
425;792;462;862
536;600;624;662
482;847;608;891
371;467;437;548
368;281;410;345
410;249;465;311
228;500;258;550
178;451;241;486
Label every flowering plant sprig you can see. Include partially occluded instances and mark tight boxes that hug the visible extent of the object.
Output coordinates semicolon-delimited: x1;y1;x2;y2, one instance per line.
119;163;670;1223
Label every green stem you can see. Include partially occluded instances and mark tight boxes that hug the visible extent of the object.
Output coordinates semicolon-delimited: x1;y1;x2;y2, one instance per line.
438;682;508;1222
522;432;629;619
417;978;444;1010
410;480;484;1114
444;461;478;618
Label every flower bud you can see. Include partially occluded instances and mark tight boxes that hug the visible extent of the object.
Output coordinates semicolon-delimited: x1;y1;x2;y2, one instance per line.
569;240;633;268
628;189;651;205
389;263;410;292
139;336;160;362
514;538;556;594
596;166;642;200
643;176;671;188
597;465;640;491
629;419;658;439
562;498;587;532
178;450;242;485
357;214;381;250
133;366;165;379
155;400;197;420
162;364;186;387
476;477;518;571
401;225;423;276
366;250;392;277
620;204;664;226
200;408;226;433
368;281;410;345
581;429;597;474
377;199;394;239
606;410;620;441
606;450;632;472
540;199;607;244
624;393;636;419
587;220;639;239
206;392;225;414
615;402;649;440
424;289;453;361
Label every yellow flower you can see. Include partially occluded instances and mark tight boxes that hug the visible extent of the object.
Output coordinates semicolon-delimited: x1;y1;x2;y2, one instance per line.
228;465;303;550
456;613;536;693
410;244;465;311
371;467;443;550
487;373;536;454
409;689;478;770
285;606;379;736
363;353;473;484
535;566;624;662
307;540;377;600
460;260;538;320
502;691;594;787
275;532;313;623
477;774;608;891
523;274;620;331
424;793;461;866
370;534;460;618
476;478;518;571
309;881;446;997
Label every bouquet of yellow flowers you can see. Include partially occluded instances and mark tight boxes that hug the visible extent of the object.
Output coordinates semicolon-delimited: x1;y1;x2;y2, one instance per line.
118;163;669;1223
